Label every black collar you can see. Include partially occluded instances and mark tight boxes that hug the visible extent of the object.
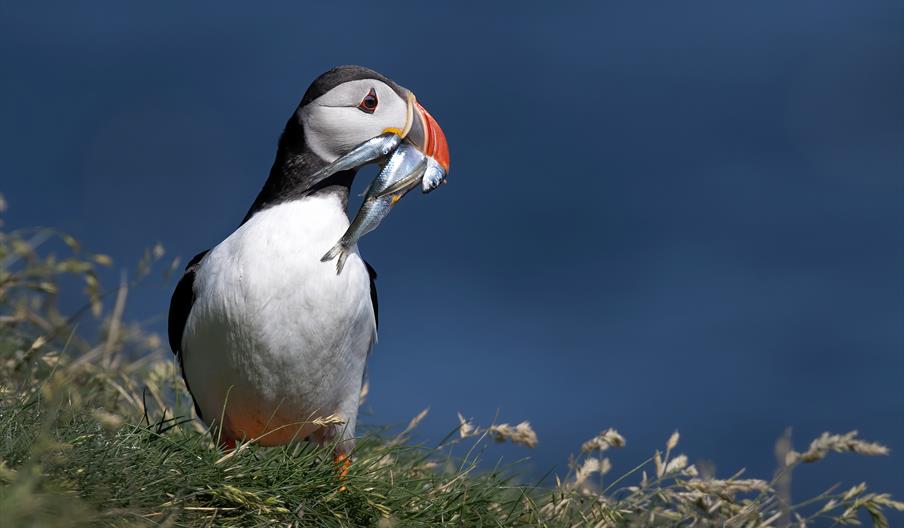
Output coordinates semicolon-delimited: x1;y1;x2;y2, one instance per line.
241;114;354;225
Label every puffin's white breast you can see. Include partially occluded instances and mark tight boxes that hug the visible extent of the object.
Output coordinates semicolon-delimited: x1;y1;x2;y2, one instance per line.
181;193;375;444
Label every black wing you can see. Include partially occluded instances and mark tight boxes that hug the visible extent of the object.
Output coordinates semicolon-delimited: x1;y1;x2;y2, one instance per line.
167;250;209;354
167;250;209;420
363;259;378;329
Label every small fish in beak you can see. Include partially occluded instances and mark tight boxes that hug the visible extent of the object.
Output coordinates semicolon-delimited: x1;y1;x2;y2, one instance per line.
365;100;449;197
307;95;449;199
421;157;447;193
303;132;403;194
321;142;428;273
406;100;450;193
317;94;450;272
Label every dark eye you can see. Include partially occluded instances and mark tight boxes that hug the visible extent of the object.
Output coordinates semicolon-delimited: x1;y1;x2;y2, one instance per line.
358;88;378;114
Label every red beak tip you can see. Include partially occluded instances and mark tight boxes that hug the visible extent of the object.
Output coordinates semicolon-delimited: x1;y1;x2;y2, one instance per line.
415;102;450;173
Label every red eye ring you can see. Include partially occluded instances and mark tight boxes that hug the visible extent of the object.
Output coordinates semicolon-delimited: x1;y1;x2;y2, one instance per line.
358;88;378;114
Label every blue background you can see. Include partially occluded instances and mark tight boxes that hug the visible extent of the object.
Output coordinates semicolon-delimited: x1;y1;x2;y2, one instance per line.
2;0;902;513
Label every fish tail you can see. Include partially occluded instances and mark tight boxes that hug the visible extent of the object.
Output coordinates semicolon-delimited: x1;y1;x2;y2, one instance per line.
335;251;349;274
321;242;344;263
321;242;349;274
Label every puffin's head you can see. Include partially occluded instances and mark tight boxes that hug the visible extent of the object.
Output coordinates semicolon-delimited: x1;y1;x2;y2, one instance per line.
296;65;449;173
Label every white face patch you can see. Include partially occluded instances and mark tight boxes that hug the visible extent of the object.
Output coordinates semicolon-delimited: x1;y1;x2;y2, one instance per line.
299;79;408;163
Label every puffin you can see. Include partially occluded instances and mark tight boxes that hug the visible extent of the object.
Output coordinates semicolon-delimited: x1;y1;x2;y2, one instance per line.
167;66;449;467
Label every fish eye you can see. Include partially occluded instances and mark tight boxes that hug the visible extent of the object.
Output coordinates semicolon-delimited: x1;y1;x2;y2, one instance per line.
358;88;378;114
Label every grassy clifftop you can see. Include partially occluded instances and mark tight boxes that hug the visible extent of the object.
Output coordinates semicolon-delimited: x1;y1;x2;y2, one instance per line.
1;202;901;527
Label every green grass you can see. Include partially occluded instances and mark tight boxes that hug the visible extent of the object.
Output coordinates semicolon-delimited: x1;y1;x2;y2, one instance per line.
1;203;902;527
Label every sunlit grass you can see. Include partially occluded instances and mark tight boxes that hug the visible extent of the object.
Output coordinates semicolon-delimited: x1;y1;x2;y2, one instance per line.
1;197;901;527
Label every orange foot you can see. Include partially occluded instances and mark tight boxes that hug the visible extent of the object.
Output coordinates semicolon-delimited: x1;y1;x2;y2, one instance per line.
334;453;351;491
219;435;237;451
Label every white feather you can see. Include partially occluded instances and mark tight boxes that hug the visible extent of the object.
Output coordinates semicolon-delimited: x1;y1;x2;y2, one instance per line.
181;194;376;446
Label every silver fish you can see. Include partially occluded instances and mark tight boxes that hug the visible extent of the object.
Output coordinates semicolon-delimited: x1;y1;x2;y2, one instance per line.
299;132;402;195
321;143;427;273
421;156;447;193
369;152;446;199
369;153;445;199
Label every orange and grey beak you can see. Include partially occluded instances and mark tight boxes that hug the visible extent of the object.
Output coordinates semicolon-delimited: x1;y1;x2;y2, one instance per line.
404;94;450;166
411;101;450;173
403;94;450;193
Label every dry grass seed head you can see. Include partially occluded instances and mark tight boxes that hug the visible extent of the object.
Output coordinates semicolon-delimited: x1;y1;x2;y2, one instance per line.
686;478;771;496
788;430;890;464
582;429;626;453
666;430;680;450
664;454;688;475
457;414;537;448
489;422;538;448
457;412;477;439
